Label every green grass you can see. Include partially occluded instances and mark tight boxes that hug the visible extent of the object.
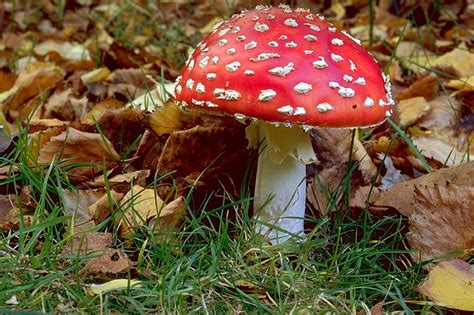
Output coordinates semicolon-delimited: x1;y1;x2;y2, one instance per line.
0;123;438;313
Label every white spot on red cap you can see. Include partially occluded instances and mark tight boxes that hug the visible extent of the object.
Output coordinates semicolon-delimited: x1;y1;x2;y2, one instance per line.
186;79;194;89
293;107;306;115
175;85;182;94
250;53;280;62
284;18;298;27
231;26;240;33
304;23;321;31
267;14;275;20
252;15;259;21
211;56;219;64
328;27;337;33
219;28;230;36
187;59;194;71
294;82;312;94
343;75;353;82
364;97;374;108
285;41;297;48
305;50;314;55
317;102;333;112
313;56;328;69
304;34;317;42
196;82;205;93
338;87;355;98
305;14;315;20
226;61;241;72
331;53;344;62
268;41;278;47
192;99;205;106
206;101;218;108
227;48;236;55
219;39;228;46
206;73;216;80
331;38;344;46
199;56;209;69
386;110;393;117
349;60;357;71
354;77;366;85
244;70;255;75
245;41;257;50
268;62;295;77
328;81;340;89
255;22;269;32
214;88;241;100
279;35;288;40
259;89;277;101
236;35;246;41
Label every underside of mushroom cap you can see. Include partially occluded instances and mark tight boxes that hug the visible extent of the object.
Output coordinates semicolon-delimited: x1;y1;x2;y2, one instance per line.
175;4;395;129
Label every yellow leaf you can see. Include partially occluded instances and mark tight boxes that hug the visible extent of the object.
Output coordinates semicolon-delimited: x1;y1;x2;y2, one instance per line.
418;259;474;311
88;279;142;295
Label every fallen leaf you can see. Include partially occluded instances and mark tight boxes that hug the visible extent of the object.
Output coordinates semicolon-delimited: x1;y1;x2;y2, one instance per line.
5;295;19;305
88;190;124;224
38;127;120;182
62;189;104;233
432;45;474;77
89;279;142;295
33;40;91;61
149;196;186;241
44;89;89;121
396;74;439;102
149;102;185;136
81;67;111;85
0;63;63;120
418;259;474;311
81;249;133;276
0;195;16;231
80;99;124;125
373;161;474;216
397;97;431;127
408;183;474;262
26;119;69;133
411;136;470;166
62;232;113;256
116;185;165;237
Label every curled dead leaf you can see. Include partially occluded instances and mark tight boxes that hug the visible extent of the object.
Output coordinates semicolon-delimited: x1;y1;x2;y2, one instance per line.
116;185;165;237
397;97;430;127
81;249;133;276
408;182;474;262
418;259;474;311
62;189;104;233
38;127;120;182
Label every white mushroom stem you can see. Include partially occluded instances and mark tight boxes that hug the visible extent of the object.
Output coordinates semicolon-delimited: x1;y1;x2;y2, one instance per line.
246;122;316;244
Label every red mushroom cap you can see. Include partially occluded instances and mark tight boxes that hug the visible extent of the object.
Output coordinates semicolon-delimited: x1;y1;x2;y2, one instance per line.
174;5;394;128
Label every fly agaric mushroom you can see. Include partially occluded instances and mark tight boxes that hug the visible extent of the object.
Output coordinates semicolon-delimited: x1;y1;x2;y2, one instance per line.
174;5;394;244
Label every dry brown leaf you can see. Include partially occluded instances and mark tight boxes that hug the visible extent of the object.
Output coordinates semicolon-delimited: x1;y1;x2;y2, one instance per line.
33;40;91;61
97;107;146;154
396;74;438;102
157;125;248;180
27;119;69;133
62;232;113;256
43;89;89;121
373;161;474;216
149;196;186;239
81;67;111;84
350;186;381;209
0;70;17;93
397;97;431;127
0;63;63;120
81;249;133;276
38;127;120;182
89;170;150;190
411;136;469;166
62;189;104;233
433;45;474;77
81;99;124;125
307;164;346;215
418;259;474;311
132;130;164;171
88;190;124;224
408;183;474;262
116;185;165;237
418;96;459;130
0;195;16;231
149;102;185;136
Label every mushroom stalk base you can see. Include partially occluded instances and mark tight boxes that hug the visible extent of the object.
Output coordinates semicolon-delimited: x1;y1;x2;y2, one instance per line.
254;139;306;244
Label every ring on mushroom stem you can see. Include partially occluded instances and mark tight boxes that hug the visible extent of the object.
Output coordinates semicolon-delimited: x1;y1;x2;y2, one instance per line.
174;4;395;244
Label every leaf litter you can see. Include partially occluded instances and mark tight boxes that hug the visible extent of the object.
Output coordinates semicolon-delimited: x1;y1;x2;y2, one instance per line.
0;0;473;312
